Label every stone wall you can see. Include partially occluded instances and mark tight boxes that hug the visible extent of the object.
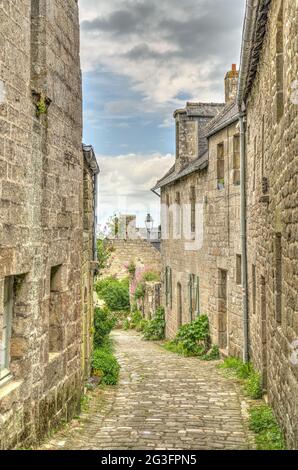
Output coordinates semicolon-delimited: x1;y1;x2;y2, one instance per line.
102;239;161;280
245;0;298;449
0;0;90;449
81;158;97;380
161;120;242;357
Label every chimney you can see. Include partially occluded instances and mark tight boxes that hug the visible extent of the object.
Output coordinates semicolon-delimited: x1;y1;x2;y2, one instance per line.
225;64;239;103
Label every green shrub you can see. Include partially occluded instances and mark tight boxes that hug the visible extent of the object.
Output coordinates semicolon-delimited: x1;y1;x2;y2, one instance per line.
134;282;146;300
249;405;285;450
92;347;120;385
201;345;220;361
136;319;148;332
142;271;160;282
143;307;165;341
95;277;130;311
127;261;136;278
124;310;144;330
93;307;117;348
163;315;210;356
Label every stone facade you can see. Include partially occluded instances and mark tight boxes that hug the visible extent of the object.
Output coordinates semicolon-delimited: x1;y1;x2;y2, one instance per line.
241;0;298;450
82;146;99;379
0;0;96;449
158;99;242;357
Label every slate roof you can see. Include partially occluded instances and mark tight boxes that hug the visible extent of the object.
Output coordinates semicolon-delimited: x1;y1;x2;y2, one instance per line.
204;101;239;137
152;151;208;191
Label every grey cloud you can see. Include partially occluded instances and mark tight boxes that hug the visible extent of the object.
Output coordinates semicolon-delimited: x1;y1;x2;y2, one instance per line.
81;2;156;35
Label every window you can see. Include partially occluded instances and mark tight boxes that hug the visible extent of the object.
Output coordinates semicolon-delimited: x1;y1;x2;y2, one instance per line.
165;267;172;308
49;265;63;353
276;1;284;122
190;186;196;233
175;192;181;237
236;254;242;285
0;277;14;381
233;134;240;185
217;142;225;189
275;233;282;323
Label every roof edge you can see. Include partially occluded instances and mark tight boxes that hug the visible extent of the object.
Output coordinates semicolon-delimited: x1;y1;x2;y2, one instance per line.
83;144;100;175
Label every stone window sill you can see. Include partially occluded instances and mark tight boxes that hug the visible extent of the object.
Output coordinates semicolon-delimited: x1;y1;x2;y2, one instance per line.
0;369;12;387
0;377;23;400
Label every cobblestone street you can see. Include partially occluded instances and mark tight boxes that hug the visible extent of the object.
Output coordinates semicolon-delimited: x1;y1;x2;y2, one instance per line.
40;330;254;450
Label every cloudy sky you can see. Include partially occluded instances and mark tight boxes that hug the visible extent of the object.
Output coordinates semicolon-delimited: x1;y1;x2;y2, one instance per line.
79;0;246;228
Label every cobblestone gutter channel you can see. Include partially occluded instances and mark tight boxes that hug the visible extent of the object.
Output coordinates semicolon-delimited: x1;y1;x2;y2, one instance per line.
39;330;255;450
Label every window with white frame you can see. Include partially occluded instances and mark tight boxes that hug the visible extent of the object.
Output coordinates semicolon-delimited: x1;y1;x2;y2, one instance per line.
0;277;14;381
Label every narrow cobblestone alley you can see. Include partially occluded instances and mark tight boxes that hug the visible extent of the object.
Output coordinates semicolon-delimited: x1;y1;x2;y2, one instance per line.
40;330;254;450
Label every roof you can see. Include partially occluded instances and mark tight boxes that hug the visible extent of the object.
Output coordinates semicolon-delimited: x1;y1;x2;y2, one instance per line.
204;101;239;137
237;0;272;107
83;144;100;174
152;151;208;191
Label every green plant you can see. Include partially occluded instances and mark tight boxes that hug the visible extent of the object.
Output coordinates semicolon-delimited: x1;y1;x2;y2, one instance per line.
245;370;263;399
92;347;120;385
95;277;130;311
201;345;220;361
136;319;148;332
134;282;146;300
93;307;117;348
219;357;263;399
171;315;210;356
249;405;285;450
97;239;114;271
143;307;165;341
142;271;160;282
127;261;136;278
36;95;48;117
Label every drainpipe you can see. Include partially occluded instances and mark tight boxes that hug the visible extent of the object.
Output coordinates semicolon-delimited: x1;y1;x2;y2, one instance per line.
239;111;249;363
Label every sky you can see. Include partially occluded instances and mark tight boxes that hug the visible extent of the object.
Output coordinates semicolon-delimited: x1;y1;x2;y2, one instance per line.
79;0;246;228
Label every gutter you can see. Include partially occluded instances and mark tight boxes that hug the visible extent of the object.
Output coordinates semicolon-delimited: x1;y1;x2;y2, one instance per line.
237;0;260;109
151;188;161;198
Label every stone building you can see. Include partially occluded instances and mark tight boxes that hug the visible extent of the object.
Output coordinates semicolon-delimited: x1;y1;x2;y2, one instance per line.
0;0;97;449
154;0;298;449
238;0;298;449
82;145;99;379
101;215;161;280
152;69;243;356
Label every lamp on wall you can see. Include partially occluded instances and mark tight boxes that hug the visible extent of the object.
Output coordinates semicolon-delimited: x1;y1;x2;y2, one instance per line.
145;213;154;240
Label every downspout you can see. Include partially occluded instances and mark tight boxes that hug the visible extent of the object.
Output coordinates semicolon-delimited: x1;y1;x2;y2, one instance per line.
239;111;249;363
